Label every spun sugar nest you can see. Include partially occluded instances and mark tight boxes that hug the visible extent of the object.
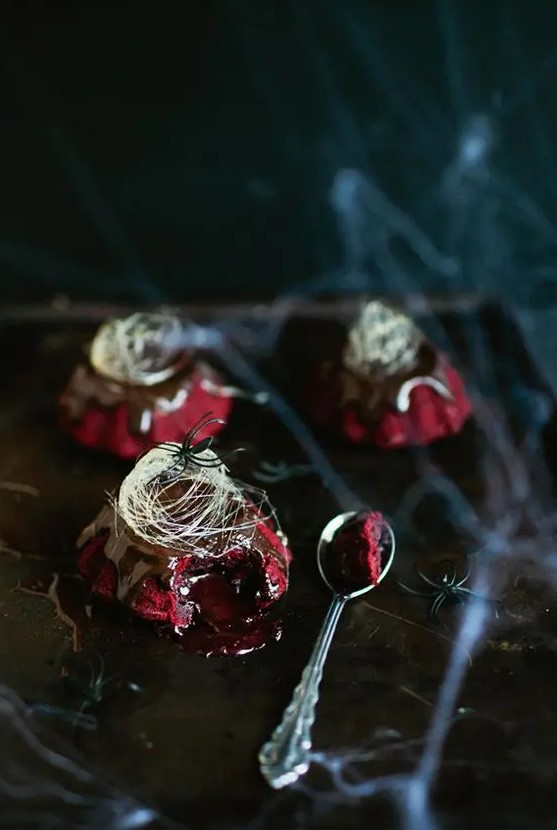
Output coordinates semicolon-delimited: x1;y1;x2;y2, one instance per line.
115;445;277;557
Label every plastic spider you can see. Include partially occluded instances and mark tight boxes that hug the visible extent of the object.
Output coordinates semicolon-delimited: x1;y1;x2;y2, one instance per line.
63;653;114;714
397;563;498;624
31;654;143;731
149;412;237;481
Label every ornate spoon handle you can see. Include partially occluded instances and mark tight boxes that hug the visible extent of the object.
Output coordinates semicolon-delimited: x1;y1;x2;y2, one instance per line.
259;595;345;789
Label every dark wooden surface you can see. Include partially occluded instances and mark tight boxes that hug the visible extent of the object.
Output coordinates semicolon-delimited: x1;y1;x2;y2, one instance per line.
0;304;555;829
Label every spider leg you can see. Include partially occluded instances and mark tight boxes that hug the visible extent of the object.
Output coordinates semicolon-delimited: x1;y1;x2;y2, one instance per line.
96;674;115;697
188;414;226;445
416;568;442;589
182;412;214;446
397;581;437;597
139;442;180;467
160;457;187;482
84;655;104;700
166;456;186;475
147;454;183;485
428;594;446;625
192;457;228;468
159;451;183;468
447;561;458;587
77;698;89;717
457;587;493;602
194;448;246;468
456;566;471;588
456;589;500;619
192;436;214;455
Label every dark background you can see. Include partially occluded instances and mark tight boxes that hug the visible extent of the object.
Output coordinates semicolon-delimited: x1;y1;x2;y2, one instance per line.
2;1;557;305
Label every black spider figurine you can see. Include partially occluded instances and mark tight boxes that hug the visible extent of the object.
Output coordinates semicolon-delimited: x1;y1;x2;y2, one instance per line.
147;412;238;482
397;563;498;624
63;653;115;714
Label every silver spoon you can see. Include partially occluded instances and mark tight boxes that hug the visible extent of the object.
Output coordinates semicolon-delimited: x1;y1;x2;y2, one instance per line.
259;510;396;789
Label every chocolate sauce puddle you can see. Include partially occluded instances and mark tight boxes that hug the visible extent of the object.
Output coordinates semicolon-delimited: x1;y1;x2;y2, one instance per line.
18;565;283;657
171;570;282;655
174;617;282;657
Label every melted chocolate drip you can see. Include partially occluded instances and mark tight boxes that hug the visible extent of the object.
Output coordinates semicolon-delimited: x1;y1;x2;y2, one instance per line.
18;571;91;652
175;616;282;657
60;356;224;435
78;504;178;604
78;498;288;606
323;341;448;424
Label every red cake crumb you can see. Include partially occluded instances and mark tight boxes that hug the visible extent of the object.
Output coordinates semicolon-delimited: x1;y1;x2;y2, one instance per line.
59;367;232;459
328;511;387;593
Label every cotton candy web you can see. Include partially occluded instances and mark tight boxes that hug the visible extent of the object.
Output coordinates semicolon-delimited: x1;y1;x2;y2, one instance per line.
90;312;184;385
116;444;278;556
343;301;422;377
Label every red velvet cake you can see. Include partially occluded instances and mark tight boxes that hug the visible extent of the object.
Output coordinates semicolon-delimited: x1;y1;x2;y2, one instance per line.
59;313;232;459
307;301;472;448
77;439;291;655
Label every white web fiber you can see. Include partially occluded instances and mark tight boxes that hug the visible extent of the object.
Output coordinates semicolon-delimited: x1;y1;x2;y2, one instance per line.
116;445;274;555
0;685;159;830
90;312;184;385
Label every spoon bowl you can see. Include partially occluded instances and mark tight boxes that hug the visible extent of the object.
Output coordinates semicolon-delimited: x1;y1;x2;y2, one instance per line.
317;510;396;599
